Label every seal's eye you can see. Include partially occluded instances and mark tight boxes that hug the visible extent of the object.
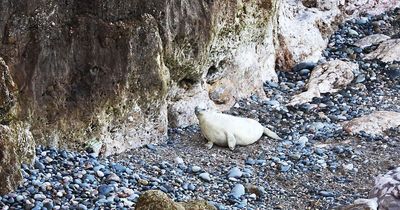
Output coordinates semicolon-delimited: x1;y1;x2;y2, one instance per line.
194;106;206;116
195;106;201;115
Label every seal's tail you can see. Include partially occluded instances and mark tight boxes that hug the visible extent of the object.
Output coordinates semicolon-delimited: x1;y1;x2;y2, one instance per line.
263;127;282;140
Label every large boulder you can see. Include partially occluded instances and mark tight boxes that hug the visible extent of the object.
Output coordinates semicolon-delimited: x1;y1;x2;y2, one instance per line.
343;111;400;136
288;60;357;106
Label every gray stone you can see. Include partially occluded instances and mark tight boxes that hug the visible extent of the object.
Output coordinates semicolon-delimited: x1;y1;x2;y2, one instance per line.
106;173;121;182
355;74;366;83
98;185;114;196
191;166;202;173
295;136;308;148
33;194;46;200
96;170;105;178
230;184;245;199
347;29;359;36
199;173;211;182
228;167;243;178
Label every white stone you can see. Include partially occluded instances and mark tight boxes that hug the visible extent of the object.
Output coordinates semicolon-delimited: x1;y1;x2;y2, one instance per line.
56;191;63;197
174;157;184;165
96;170;105;178
122;187;134;196
191;166;201;173
342;163;354;171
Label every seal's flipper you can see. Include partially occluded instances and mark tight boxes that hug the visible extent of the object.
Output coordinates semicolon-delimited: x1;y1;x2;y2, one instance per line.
225;132;237;151
205;141;214;149
263;127;282;140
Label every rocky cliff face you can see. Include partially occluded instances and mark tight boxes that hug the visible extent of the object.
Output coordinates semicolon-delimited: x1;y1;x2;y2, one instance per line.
1;0;399;195
0;0;278;157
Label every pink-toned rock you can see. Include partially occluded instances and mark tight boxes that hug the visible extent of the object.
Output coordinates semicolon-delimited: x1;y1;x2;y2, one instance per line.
365;39;400;62
345;0;400;16
288;60;356;106
353;34;391;49
343;111;400;136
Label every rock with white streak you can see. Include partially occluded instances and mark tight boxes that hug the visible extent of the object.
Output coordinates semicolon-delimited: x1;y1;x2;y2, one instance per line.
340;167;400;210
288;60;356;106
353;34;390;49
365;39;400;62
343;111;400;136
369;167;400;210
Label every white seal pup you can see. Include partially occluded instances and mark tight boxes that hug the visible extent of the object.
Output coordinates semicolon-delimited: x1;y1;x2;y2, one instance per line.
195;107;282;150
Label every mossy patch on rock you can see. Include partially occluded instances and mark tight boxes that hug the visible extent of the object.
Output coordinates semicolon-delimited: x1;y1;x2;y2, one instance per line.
179;200;217;210
135;190;185;210
135;190;216;210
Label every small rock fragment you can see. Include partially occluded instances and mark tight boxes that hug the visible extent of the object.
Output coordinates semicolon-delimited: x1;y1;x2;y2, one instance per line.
199;173;211;182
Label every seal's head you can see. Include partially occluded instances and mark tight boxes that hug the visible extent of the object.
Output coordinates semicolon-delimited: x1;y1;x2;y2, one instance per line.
194;106;206;116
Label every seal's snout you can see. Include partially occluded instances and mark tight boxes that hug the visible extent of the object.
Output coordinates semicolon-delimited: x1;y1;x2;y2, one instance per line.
194;106;206;116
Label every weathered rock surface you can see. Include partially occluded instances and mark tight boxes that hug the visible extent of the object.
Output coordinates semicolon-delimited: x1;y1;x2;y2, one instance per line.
0;0;281;157
0;124;35;195
0;57;15;123
339;167;400;210
0;57;35;195
135;190;216;210
369;167;400;210
288;60;357;106
276;0;340;70
365;39;400;62
343;111;400;136
167;84;217;128
353;34;391;49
